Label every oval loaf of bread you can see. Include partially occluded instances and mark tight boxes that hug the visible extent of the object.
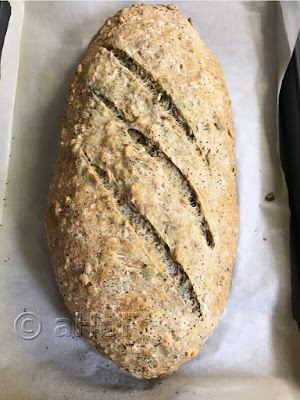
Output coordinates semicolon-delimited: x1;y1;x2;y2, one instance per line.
46;3;238;379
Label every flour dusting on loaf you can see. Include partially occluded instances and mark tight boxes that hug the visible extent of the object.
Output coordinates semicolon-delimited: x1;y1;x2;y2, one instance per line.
46;3;238;378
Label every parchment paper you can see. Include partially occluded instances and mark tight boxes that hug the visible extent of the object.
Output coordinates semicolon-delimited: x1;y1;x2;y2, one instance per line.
1;2;300;399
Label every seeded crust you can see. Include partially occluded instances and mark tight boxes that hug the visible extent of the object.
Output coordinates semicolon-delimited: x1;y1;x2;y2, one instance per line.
46;3;238;379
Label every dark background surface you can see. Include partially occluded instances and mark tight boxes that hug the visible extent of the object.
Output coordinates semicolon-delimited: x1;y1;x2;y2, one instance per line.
280;32;300;330
0;1;11;76
0;1;299;328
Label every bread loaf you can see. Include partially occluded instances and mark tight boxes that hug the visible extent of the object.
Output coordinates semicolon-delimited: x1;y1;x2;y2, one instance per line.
46;3;238;379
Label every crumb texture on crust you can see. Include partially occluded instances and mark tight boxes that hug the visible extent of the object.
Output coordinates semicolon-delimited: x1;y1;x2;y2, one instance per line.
46;3;239;379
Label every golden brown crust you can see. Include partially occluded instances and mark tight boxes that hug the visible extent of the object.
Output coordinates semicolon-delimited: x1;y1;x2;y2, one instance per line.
46;3;238;379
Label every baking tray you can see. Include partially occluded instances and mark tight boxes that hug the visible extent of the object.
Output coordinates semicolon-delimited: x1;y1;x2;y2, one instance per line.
0;3;299;398
279;32;300;331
